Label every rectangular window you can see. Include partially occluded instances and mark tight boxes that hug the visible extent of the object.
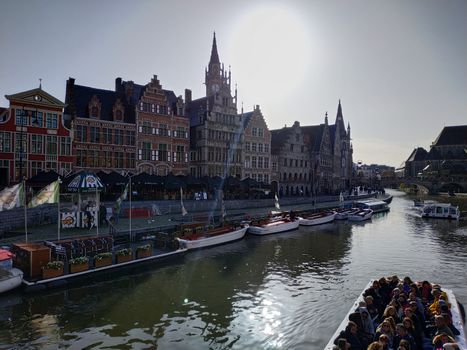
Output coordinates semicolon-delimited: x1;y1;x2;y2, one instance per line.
290;144;294;151
142;142;151;161
272;162;277;172
46;113;58;129
31;134;43;154
245;142;250;151
245;156;250;168
76;150;85;167
142;121;151;134
31;111;43;127
258;156;263;169
252;127;257;137
116;152;124;168
264;144;269;153
115;130;123;145
46;136;57;155
158;144;168;161
0;132;12;152
103;128;113;144
252;156;257;168
125;130;135;145
15;109;29;126
258;128;264;137
60;162;71;176
90;126;100;142
283;158;287;166
159;124;168;137
264;174;269;183
60;137;71;155
252;143;257;152
176;126;187;138
15;132;27;156
258;173;263;182
30;161;43;177
76;125;88;142
264;157;269;169
258;143;263;153
176;145;185;163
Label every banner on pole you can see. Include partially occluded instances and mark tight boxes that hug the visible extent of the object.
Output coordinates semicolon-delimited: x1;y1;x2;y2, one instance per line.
0;183;24;211
28;180;60;208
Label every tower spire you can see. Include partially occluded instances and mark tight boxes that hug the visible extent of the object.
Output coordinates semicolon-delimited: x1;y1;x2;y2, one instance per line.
209;31;220;64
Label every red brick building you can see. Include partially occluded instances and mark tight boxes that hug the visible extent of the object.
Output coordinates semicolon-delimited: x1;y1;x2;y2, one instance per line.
117;76;189;175
0;87;74;186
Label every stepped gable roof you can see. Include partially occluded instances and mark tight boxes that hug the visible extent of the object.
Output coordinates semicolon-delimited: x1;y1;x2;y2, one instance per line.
240;111;254;129
302;124;325;152
432;125;467;146
186;95;215;127
270;127;291;153
67;84;125;122
406;147;427;162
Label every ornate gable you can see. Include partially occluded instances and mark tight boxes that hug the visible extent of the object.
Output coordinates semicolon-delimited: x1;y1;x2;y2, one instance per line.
88;95;101;119
5;88;65;108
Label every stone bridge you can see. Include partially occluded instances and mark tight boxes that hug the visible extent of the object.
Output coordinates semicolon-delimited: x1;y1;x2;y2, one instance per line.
397;178;467;194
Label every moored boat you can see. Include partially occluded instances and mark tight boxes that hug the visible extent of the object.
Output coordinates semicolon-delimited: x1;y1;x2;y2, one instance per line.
421;203;460;220
176;223;248;250
347;209;373;222
335;208;360;220
0;249;23;294
248;215;299;235
324;278;467;350
355;200;390;214
298;211;336;226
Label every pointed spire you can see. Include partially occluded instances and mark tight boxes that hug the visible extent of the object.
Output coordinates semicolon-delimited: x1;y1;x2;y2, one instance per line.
39;78;42;89
209;31;220;64
325;112;328;125
336;99;343;120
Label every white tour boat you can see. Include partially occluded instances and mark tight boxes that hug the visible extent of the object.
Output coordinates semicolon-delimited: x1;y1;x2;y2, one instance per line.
324;280;466;350
335;208;360;220
0;249;23;294
355;200;390;214
248;215;299;235
347;208;373;222
298;211;336;226
421;203;460;220
176;224;249;250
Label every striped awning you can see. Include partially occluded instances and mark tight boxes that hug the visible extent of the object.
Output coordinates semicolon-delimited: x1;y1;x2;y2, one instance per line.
67;172;104;192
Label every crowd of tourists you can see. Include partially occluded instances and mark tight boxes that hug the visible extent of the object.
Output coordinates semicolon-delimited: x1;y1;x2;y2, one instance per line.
333;276;464;350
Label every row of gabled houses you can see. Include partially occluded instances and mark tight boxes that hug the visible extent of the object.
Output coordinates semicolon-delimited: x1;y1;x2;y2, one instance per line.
0;33;353;196
399;125;467;180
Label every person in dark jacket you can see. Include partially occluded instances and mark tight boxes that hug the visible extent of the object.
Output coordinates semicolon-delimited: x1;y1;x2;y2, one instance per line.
393;323;416;350
334;321;363;350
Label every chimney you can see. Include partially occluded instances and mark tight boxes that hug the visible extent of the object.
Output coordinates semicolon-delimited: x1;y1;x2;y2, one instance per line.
115;77;122;93
185;89;192;103
65;78;75;117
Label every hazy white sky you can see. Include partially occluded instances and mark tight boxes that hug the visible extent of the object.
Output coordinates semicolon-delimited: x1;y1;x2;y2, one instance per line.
1;0;466;167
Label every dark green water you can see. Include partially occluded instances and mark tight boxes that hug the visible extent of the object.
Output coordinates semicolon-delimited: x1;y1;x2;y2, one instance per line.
1;190;466;349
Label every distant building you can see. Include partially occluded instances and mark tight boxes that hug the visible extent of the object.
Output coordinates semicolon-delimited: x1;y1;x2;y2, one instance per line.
241;105;271;183
187;33;242;178
65;78;137;174
402;125;467;178
0;86;74;186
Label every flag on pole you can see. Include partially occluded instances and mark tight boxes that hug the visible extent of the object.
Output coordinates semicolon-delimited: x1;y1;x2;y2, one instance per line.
221;199;226;218
28;180;60;208
0;183;24;211
114;182;129;214
180;187;188;216
274;193;280;210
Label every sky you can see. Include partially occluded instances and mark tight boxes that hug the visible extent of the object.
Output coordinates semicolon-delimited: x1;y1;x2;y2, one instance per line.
0;0;466;167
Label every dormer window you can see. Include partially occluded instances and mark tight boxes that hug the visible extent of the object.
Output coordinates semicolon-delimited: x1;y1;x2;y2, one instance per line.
113;99;124;122
88;95;101;119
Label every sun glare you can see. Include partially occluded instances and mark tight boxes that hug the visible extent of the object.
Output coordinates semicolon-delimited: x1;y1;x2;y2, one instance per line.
227;4;312;107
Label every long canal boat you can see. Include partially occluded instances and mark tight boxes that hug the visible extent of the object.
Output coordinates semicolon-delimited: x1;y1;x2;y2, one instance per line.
176;222;248;250
324;279;466;350
298;211;336;226
248;214;299;235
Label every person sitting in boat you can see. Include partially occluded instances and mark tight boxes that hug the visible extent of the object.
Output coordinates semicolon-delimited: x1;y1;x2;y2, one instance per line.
334;321;363;350
334;338;351;350
383;305;402;325
408;293;426;322
401;317;422;350
378;334;391;350
364;296;379;322
403;307;424;347
402;277;414;295
431;315;455;339
441;342;460;350
367;341;383;350
374;320;394;348
428;289;445;316
440;311;460;337
396;339;411;350
359;307;376;338
432;333;456;350
393;324;416;350
420;281;433;304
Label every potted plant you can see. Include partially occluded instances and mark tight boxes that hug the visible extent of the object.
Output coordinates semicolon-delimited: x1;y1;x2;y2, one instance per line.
94;252;113;268
136;244;152;259
69;256;89;273
42;261;64;279
116;248;132;264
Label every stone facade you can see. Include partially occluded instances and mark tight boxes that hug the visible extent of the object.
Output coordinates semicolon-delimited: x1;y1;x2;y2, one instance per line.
187;33;242;178
0;87;74;186
125;76;189;175
241;105;272;183
65;78;136;174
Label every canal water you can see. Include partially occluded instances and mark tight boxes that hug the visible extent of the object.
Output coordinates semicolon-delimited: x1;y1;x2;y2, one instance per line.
1;190;466;350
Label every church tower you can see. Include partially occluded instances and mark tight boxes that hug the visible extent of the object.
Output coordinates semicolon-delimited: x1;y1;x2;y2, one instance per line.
205;32;235;107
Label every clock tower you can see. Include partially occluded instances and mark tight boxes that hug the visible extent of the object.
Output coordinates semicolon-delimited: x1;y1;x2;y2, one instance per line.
205;32;236;107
